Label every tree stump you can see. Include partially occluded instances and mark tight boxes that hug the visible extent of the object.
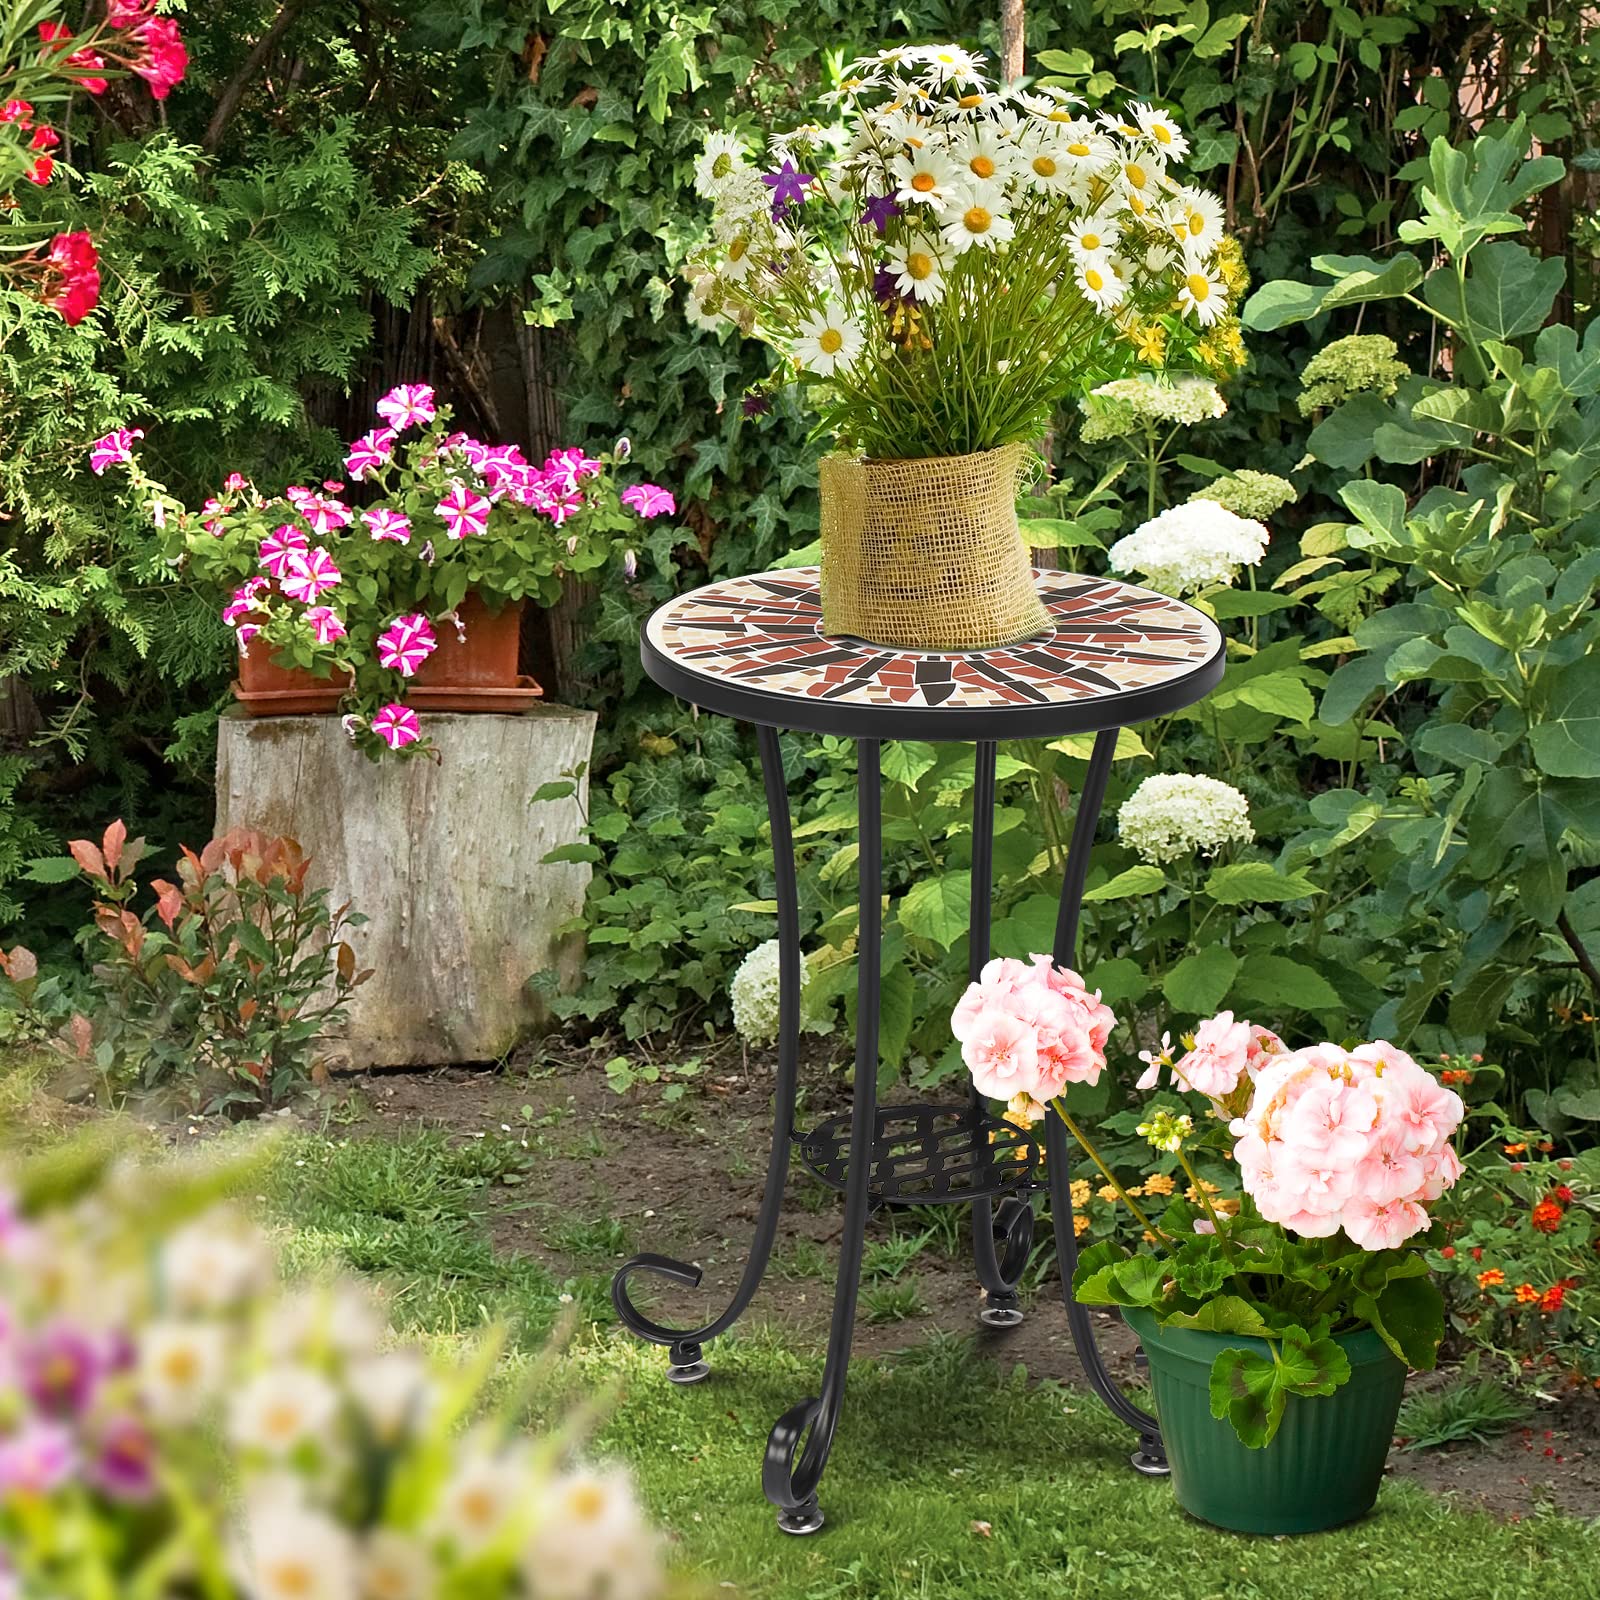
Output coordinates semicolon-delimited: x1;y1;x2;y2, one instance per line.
215;707;597;1068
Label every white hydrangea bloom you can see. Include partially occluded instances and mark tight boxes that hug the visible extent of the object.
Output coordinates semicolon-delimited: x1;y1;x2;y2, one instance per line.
1193;469;1297;521
730;938;809;1045
1107;497;1269;595
1083;374;1227;434
1117;774;1254;864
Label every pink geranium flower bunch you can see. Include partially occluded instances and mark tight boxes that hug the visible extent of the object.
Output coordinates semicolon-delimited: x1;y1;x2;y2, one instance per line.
953;956;1115;1115
1231;1040;1464;1251
89;384;674;758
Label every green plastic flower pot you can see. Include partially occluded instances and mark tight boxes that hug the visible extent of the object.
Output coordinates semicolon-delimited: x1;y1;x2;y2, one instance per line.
1124;1305;1407;1535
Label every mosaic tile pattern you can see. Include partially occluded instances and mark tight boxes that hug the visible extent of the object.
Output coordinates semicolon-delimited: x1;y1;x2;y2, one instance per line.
645;567;1221;712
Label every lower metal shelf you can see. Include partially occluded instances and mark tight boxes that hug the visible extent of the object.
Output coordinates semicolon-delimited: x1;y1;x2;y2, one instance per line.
795;1101;1042;1204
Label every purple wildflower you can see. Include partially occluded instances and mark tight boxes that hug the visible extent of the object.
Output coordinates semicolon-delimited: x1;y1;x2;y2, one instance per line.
0;1420;76;1495
873;267;904;308
740;393;772;418
761;160;814;218
860;194;900;234
21;1323;102;1417
91;1415;158;1502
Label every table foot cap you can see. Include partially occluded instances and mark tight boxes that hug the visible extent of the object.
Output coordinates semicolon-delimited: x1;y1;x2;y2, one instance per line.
977;1304;1025;1329
777;1499;824;1536
666;1359;711;1386
1130;1443;1170;1477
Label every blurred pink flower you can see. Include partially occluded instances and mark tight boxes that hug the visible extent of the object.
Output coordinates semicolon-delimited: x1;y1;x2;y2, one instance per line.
89;429;143;475
0;1420;76;1495
621;483;676;518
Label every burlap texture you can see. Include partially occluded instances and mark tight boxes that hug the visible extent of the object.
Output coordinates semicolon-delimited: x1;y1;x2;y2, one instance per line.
818;443;1051;650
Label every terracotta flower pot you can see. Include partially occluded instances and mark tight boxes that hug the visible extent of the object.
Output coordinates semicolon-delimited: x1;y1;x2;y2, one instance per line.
232;592;542;717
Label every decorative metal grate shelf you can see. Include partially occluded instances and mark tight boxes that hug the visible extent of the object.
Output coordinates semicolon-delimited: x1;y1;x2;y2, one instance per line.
796;1102;1042;1205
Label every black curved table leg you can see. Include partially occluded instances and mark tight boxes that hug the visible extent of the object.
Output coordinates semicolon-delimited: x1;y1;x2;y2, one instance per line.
970;740;1034;1327
763;737;883;1535
611;722;802;1383
1048;727;1168;1475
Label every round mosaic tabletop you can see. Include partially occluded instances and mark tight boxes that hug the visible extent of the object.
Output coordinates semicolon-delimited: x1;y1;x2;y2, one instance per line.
642;567;1224;741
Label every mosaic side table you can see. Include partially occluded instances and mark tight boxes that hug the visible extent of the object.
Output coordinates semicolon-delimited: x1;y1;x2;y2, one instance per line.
611;567;1224;1534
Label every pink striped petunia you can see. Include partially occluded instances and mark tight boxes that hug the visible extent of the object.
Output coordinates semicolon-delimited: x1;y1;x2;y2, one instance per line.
89;428;143;475
376;613;437;676
362;506;412;544
258;524;308;579
302;605;347;645
621;483;676;518
370;702;421;750
296;493;352;536
279;547;342;603
344;427;397;481
222;578;269;628
376;383;436;432
435;483;491;540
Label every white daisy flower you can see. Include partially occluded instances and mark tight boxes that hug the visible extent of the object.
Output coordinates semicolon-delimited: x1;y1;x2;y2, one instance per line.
793;306;865;375
347;1352;434;1445
1178;261;1228;325
910;42;987;88
720;231;757;280
233;1499;358;1600
161;1219;272;1313
891;145;963;206
694;132;749;199
1171;185;1226;251
1075;252;1125;311
887;233;948;302
138;1321;226;1425
1132;101;1191;159
521;1467;664;1600
1067;213;1122;259
939;194;1016;253
1014;130;1073;191
1118;154;1168;206
431;1443;529;1556
230;1366;341;1458
1056;121;1117;170
951;127;1017;197
1099;109;1148;142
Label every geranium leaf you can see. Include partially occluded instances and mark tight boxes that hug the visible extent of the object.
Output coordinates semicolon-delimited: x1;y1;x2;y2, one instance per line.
1164;1294;1273;1338
1357;1274;1446;1369
1208;1347;1283;1448
1275;1323;1351;1397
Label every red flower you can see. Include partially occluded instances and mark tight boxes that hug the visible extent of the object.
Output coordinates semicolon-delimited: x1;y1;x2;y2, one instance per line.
107;0;154;23
1471;1246;1484;1261
1554;1185;1575;1203
0;98;33;126
38;19;73;46
67;49;109;94
1532;1199;1564;1234
130;16;186;99
1440;1246;1456;1259
29;125;59;151
1540;1285;1567;1313
47;231;100;326
26;154;54;185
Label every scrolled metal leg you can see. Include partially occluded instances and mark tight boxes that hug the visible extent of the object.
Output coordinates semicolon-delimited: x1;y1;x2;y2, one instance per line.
763;737;884;1533
1048;727;1168;1474
610;722;801;1382
966;742;1035;1327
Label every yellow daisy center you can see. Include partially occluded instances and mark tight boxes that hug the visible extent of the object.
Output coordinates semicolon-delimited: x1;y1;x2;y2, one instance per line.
818;328;844;353
1128;192;1147;216
1080;231;1101;251
1084;268;1105;291
1067;140;1091;157
1187;211;1206;236
728;237;748;261
264;1562;316;1598
911;171;937;192
1048;109;1075;123
1187;273;1211;302
1153;123;1173;144
569;1484;608;1521
1032;155;1057;177
1119;122;1140;137
906;251;934;280
969;154;996;179
958;93;983;108
963;206;992;233
711;153;732;179
1126;162;1148;188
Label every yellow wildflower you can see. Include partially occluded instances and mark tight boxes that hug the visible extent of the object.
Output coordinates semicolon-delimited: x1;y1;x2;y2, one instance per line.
1131;322;1166;365
1070;1179;1091;1209
1073;1213;1091;1237
1215;236;1249;297
1142;1173;1175;1197
1097;1183;1120;1204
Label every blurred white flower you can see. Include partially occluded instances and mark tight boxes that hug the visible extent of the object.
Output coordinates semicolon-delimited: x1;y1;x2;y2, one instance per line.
1117;774;1254;865
137;1320;226;1424
233;1497;358;1600
347;1351;433;1445
430;1442;527;1556
230;1366;341;1458
1108;498;1268;594
522;1465;664;1600
161;1217;272;1314
359;1529;436;1600
730;938;810;1046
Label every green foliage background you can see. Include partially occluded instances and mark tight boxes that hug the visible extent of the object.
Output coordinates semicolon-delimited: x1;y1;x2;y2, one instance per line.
3;0;1598;1120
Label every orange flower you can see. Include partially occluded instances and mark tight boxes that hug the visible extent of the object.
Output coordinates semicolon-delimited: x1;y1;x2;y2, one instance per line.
1532;1199;1564;1234
1504;1142;1528;1155
1514;1282;1540;1304
1477;1268;1505;1289
1540;1285;1567;1313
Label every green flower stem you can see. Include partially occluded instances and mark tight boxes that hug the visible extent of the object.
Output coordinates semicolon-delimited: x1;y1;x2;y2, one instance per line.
1049;1100;1167;1242
1174;1147;1246;1278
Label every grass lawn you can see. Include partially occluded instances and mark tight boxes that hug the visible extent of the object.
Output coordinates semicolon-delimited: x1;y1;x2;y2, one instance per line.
261;1122;1600;1600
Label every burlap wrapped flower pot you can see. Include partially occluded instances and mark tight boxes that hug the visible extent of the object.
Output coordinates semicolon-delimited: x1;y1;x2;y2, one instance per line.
818;443;1050;650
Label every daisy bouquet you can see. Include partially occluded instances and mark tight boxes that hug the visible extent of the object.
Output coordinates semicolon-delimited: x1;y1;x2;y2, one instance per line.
89;385;675;757
0;1139;670;1599
953;964;1465;1447
688;43;1246;460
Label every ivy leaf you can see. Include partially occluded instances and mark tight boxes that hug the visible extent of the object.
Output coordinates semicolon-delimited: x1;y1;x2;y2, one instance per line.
1208;1347;1284;1448
1162;946;1240;1015
1203;863;1321;904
